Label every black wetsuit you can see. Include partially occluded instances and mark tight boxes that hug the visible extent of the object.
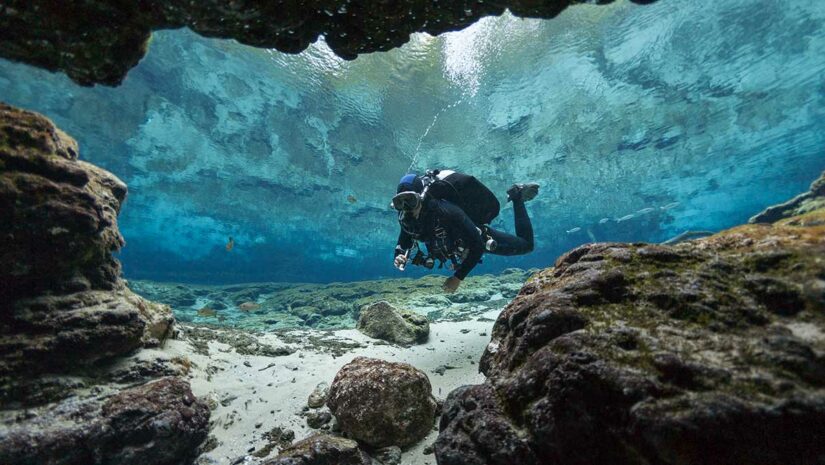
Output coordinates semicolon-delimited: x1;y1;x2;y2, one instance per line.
395;195;534;280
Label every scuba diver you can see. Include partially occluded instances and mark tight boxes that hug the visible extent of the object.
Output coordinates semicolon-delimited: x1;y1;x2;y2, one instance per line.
392;170;538;293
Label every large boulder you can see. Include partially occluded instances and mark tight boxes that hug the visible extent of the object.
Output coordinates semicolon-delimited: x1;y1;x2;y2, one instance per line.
357;301;429;346
263;434;372;465
327;357;437;448
437;175;825;465
0;377;210;465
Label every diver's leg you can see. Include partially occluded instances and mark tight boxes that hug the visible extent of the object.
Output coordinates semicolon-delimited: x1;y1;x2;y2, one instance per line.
486;193;535;256
511;197;534;251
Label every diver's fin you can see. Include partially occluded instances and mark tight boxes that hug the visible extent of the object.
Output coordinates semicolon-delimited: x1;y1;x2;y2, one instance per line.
507;183;539;202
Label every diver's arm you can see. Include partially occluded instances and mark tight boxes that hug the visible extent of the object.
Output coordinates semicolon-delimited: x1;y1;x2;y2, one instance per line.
442;202;484;280
395;230;413;257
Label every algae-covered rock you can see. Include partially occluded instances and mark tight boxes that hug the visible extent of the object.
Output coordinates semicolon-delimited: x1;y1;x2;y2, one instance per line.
357;301;429;346
437;177;825;465
750;171;825;224
0;377;210;465
130;270;532;331
327;357;438;448
263;433;371;465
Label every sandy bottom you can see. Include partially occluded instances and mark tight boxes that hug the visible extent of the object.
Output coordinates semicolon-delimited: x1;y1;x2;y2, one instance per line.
154;308;502;465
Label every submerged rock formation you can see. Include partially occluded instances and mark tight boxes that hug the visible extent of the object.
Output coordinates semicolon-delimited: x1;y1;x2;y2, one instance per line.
0;102;208;463
1;0;655;86
436;174;825;465
0;101;172;382
1;377;210;465
264;433;372;465
327;357;438;448
357;301;430;346
749;171;825;224
130;271;530;330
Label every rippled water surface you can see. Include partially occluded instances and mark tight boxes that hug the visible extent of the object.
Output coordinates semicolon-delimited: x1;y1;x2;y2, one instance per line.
0;0;823;283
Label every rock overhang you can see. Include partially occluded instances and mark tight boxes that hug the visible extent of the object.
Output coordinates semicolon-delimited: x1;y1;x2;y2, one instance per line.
0;0;657;87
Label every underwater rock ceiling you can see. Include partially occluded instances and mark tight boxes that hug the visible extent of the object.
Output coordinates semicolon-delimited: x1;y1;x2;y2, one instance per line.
1;0;825;284
1;0;655;86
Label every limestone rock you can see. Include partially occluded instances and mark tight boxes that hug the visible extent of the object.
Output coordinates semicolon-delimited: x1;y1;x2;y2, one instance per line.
327;357;437;448
0;1;655;86
0;102;124;302
0;377;210;465
357;301;429;346
750;171;825;223
437;197;825;463
306;408;333;429
263;433;371;465
373;446;402;465
0;102;205;465
308;382;330;409
0;103;173;380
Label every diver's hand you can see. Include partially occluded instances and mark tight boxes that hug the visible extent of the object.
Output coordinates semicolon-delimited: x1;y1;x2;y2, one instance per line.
443;276;462;293
394;254;408;270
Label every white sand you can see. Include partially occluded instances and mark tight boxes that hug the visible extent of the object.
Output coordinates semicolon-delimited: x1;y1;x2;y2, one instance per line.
157;308;502;465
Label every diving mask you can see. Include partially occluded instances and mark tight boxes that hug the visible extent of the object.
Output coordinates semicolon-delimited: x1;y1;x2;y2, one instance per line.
391;191;422;211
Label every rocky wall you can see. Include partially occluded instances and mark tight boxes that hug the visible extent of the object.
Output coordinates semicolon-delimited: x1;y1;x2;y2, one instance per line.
436;172;825;464
0;102;173;378
0;102;208;464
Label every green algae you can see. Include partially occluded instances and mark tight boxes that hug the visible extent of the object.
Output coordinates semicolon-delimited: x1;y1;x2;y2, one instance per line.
129;269;532;331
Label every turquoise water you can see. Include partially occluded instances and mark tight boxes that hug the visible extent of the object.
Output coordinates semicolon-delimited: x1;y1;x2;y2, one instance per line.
1;0;823;284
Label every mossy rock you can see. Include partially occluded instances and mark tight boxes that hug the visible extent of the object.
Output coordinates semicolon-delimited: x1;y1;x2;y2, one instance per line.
357;301;429;346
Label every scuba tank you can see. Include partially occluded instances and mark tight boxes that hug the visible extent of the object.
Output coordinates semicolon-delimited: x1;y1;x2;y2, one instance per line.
419;170;500;227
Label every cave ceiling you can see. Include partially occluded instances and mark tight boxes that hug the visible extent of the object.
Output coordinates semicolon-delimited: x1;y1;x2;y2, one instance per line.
0;0;654;86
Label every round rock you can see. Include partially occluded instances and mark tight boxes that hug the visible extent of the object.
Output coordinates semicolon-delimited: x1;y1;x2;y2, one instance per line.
307;382;329;408
327;357;437;448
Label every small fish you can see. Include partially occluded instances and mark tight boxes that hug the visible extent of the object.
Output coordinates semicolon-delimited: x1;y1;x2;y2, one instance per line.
661;202;680;210
637;207;655;215
197;307;217;317
616;214;635;222
238;301;261;312
226;236;235;251
586;228;597;242
566;227;581;234
347;194;357;204
598;218;610;224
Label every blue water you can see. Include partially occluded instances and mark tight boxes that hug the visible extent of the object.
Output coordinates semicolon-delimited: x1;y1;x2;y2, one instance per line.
1;0;823;284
